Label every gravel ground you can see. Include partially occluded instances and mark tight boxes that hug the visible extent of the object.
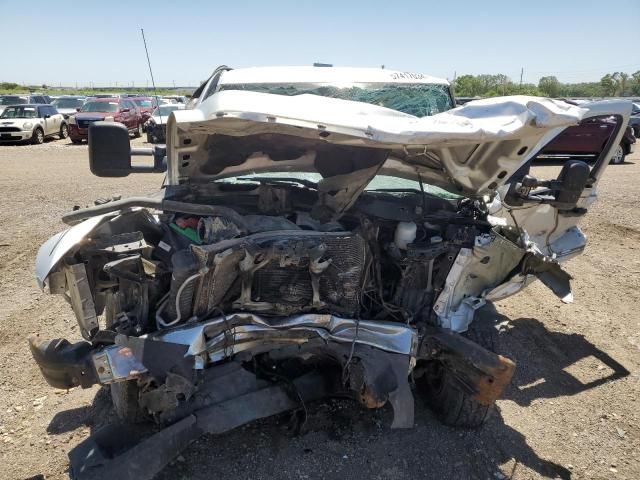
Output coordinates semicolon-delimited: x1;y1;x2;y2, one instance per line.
0;136;638;480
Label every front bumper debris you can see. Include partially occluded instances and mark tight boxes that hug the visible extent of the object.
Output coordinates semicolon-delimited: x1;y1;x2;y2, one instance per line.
69;368;330;480
30;312;516;480
29;336;98;389
97;313;417;383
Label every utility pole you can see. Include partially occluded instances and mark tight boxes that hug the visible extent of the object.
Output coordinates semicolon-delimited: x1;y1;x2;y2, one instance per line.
519;67;524;91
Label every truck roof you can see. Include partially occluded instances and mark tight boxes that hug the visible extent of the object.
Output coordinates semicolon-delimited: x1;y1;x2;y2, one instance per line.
218;66;450;86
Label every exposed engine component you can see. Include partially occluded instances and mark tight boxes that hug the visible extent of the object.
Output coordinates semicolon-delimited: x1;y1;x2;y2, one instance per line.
191;231;367;317
197;216;241;243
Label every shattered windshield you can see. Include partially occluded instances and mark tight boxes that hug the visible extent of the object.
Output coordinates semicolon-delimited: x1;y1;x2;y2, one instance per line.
218;82;453;117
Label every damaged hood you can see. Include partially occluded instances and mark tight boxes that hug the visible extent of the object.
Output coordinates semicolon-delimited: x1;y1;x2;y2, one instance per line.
167;91;586;198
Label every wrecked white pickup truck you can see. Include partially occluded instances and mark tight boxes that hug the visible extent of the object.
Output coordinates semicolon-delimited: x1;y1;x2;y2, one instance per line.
30;66;631;479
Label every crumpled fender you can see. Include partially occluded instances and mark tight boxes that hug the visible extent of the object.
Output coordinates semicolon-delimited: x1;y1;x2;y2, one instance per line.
35;213;114;289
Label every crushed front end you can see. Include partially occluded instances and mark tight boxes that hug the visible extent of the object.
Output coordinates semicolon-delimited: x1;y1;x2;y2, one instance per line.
30;92;631;479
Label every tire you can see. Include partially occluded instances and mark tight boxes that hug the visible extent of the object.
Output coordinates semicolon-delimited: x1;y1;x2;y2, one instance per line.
417;361;492;428
32;127;44;145
71;138;83;145
110;380;147;423
610;144;625;164
416;308;501;428
134;122;143;138
59;123;69;140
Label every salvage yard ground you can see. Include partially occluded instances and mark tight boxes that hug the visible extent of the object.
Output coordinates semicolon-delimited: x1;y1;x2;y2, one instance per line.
0;137;638;479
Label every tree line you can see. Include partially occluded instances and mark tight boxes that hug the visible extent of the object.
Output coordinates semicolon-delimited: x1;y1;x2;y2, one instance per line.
453;72;640;98
4;72;640;99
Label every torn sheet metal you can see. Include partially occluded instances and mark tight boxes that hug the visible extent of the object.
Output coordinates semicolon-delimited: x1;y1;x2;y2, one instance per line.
35;213;114;288
420;329;516;406
93;313;418;384
434;228;525;331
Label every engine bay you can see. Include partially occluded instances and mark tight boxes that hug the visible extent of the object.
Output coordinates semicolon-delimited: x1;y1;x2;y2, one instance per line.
62;180;494;340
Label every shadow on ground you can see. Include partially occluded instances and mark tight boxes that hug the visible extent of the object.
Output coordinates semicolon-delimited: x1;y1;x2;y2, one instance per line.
46;316;630;480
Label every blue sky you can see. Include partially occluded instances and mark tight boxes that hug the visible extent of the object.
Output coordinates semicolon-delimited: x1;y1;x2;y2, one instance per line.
2;0;638;87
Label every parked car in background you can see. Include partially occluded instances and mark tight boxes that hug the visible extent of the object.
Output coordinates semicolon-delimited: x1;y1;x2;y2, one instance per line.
130;96;154;123
162;94;187;104
0;94;49;115
628;102;640;138
539;114;635;164
51;96;86;119
91;93;122;99
0;104;67;144
68;98;143;144
145;103;184;143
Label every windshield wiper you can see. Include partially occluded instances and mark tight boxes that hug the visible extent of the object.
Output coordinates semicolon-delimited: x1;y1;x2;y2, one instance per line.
366;188;422;193
235;176;318;190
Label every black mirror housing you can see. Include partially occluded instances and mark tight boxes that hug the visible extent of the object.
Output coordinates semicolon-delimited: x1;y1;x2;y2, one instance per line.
89;122;132;177
88;122;167;177
552;160;590;210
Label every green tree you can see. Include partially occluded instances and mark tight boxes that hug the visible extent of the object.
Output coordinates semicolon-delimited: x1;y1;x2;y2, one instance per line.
631;71;640;95
453;74;482;96
538;76;561;97
600;74;617;96
612;72;629;96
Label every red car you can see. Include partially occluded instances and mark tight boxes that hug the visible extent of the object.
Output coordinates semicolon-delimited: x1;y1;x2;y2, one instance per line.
540;115;635;165
68;98;144;144
130;97;154;123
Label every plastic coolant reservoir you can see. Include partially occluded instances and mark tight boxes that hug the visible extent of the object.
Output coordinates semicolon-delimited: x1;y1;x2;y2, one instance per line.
394;221;417;250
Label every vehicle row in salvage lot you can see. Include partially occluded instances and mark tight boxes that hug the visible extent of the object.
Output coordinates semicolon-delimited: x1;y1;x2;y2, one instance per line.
0;93;187;145
0;104;69;144
23;66;634;479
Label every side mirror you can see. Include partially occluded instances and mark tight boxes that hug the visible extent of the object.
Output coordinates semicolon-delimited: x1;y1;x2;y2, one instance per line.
552;160;590;210
76;107;81;112
44;114;51;119
88;122;166;177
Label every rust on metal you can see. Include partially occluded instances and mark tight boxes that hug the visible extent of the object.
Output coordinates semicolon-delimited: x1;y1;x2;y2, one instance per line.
471;354;516;405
